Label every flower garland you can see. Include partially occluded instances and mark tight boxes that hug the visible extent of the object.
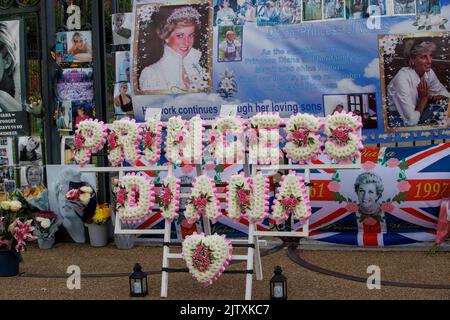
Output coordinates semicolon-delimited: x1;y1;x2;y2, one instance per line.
185;175;221;224
208;116;245;164
156;174;180;222
73;119;107;166
115;173;155;224
249;112;282;165
272;172;311;224
165;115;203;165
107;118;142;166
142;117;162;164
284;113;322;163
227;174;269;223
324;111;363;163
182;233;233;286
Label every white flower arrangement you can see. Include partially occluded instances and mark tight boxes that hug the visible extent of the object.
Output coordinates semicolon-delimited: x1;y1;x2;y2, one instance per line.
323;111;363;163
209;116;245;164
116;173;155;224
165;115;203;165
182;233;233;286
284;114;322;163
227;174;269;223
107;118;142;166
73;119;107;167
248;113;282;165
158;174;180;222
142;117;162;164
185;175;221;224
272;172;311;224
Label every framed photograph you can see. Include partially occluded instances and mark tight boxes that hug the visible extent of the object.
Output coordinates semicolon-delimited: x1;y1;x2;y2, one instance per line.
56;31;93;63
367;0;386;16
133;0;213;95
214;0;238;26
393;0;416;15
346;0;369;19
20;165;44;187
71;100;94;130
61;136;75;165
323;0;345;19
18;136;42;166
0;137;13;166
56;68;94;101
112;13;133;45
323;93;378;129
114;82;133;115
379;32;450;132
115;51;131;83
257;0;302;26
416;0;440;15
302;0;323;21
57;100;73;131
0;19;25;113
218;26;243;62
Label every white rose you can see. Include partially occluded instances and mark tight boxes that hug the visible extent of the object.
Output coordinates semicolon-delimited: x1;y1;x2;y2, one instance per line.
40;218;51;229
10;201;22;212
80;186;93;193
1;201;11;210
79;192;91;205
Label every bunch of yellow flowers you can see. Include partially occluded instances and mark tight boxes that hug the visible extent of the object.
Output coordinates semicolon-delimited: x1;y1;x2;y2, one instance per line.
92;204;111;225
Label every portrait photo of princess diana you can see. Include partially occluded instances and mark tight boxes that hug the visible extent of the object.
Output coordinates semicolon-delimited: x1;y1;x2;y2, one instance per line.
133;1;213;95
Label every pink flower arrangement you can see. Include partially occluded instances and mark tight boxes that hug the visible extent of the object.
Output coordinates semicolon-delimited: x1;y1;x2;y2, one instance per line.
74;134;84;150
191;242;213;272
204;161;216;171
327;181;341;192
386;158;400;168
13;220;37;252
143;131;153;147
331;128;350;143
381;202;395;213
397;180;411;192
362;161;377;171
181;164;195;174
281;196;299;212
116;188;127;206
193;198;208;207
107;132;118;149
161;187;172;207
175;130;184;144
291;129;309;144
248;129;258;144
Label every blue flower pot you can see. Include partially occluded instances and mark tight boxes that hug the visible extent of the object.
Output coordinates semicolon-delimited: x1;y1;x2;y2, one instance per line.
0;250;20;277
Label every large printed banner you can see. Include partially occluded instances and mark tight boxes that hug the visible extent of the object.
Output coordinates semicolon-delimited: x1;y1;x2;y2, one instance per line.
130;0;450;144
133;143;449;246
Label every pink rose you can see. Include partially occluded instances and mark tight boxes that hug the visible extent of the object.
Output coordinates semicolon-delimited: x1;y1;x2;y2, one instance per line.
74;134;83;149
196;245;204;251
181;165;194;174
144;131;153;147
292;129;309;143
204;162;216;171
248;129;258;144
363;217;378;226
381;202;395;213
327;181;341;192
107;132;117;149
397;180;411;192
345;202;358;213
362;161;376;171
386;158;400;168
117;188;126;205
176;131;184;143
65;189;80;200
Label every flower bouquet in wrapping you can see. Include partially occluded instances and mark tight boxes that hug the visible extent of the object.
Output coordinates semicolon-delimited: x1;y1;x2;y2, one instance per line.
0;199;37;258
65;183;97;222
34;211;59;240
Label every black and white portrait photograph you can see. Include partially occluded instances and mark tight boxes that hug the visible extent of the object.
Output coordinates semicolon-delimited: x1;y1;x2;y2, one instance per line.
0;20;24;112
115;51;131;83
113;13;133;45
133;0;213;95
18;136;43;166
379;32;450;132
20;165;44;187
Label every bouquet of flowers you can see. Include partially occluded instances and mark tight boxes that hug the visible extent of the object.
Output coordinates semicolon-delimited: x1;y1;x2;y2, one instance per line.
91;204;111;225
34;211;59;240
0;199;36;255
65;184;97;222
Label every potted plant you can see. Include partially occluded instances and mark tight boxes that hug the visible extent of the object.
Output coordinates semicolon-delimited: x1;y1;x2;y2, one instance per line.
34;211;59;250
0;199;37;277
86;204;111;247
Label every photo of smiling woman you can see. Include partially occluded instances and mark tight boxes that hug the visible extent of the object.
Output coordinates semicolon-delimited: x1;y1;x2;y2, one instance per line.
380;34;450;130
134;2;212;95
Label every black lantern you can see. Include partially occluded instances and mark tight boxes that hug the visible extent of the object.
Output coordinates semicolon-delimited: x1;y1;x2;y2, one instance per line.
270;265;287;300
129;263;148;297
